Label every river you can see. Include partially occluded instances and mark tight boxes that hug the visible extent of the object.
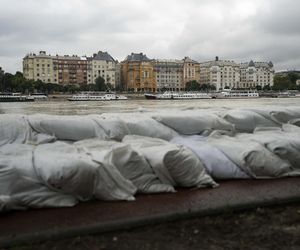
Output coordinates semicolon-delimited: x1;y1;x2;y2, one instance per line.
0;97;300;115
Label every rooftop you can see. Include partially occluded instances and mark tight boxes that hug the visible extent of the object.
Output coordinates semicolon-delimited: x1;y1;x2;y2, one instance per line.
124;53;151;62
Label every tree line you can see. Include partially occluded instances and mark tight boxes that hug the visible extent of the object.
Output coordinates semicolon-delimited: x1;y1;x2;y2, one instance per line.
0;71;113;94
273;72;300;91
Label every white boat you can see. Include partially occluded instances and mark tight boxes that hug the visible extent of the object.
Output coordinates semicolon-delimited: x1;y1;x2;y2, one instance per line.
0;93;35;102
29;93;49;101
217;90;259;98
68;93;128;101
145;92;212;100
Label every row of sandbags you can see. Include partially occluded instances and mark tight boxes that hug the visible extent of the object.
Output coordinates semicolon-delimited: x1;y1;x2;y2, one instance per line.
1;107;300;145
1;107;300;212
1;123;300;212
0;136;217;212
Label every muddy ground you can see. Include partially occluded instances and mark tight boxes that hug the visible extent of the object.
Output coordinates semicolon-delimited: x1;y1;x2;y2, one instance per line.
6;203;300;250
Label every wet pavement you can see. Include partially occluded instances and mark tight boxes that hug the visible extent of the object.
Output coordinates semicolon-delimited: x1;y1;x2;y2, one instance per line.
1;177;300;248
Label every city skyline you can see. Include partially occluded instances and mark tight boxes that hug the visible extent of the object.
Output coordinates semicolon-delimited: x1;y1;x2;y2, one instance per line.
1;0;300;73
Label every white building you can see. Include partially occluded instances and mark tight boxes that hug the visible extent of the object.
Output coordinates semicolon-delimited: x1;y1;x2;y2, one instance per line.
199;57;240;90
154;59;184;91
200;57;274;90
240;60;274;88
90;51;116;88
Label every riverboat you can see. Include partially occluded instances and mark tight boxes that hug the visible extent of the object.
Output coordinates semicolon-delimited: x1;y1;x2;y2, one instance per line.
29;93;49;101
144;92;212;100
217;90;259;98
68;93;128;101
0;93;35;102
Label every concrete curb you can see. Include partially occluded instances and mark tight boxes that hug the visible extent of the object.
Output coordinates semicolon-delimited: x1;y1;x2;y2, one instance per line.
1;178;300;248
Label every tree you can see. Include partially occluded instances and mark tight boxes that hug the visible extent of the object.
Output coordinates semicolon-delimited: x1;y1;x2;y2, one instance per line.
95;76;107;91
2;73;14;92
263;84;271;91
106;82;113;92
255;85;262;91
273;76;291;91
186;80;200;91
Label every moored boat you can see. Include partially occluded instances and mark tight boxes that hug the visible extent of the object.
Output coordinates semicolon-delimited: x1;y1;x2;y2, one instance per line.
0;93;35;102
29;93;49;101
145;91;212;100
216;89;259;98
68;92;128;101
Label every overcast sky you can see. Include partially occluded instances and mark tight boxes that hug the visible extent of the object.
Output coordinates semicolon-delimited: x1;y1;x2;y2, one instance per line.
0;0;299;73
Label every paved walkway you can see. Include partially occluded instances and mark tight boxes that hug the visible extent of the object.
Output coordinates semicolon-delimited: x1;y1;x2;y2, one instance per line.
1;177;300;248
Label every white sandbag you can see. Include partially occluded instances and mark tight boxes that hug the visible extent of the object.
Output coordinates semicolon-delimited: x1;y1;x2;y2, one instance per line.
34;142;98;201
75;139;175;194
90;116;130;141
283;123;300;133
0;114;31;145
208;135;293;178
171;136;250;179
123;135;217;188
238;130;300;169
34;141;136;201
0;144;77;212
222;109;279;133
125;118;179;141
270;107;300;124
27;114;107;141
0;114;53;146
153;113;234;135
289;118;300;127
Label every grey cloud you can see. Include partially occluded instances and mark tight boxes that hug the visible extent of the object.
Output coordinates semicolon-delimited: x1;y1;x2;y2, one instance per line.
0;0;300;73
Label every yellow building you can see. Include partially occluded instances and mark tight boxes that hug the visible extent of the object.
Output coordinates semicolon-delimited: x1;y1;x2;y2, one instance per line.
121;53;156;92
182;56;200;86
23;51;56;83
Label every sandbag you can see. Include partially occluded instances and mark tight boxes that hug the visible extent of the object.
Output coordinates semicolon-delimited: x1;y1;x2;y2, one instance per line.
222;109;279;133
270;107;300;124
125;118;179;141
123;135;217;188
90;116;130;141
238;129;300;169
153;113;234;135
171;136;250;179
0;114;54;146
0;144;77;212
34;141;137;201
249;107;300;124
27;114;107;141
75;139;175;193
208;134;293;178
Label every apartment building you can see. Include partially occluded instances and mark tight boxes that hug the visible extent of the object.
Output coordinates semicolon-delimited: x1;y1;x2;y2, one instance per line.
154;59;184;91
182;57;200;85
121;53;156;92
23;51;89;86
53;55;88;86
200;57;273;90
240;60;274;88
90;51;116;87
23;51;55;83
